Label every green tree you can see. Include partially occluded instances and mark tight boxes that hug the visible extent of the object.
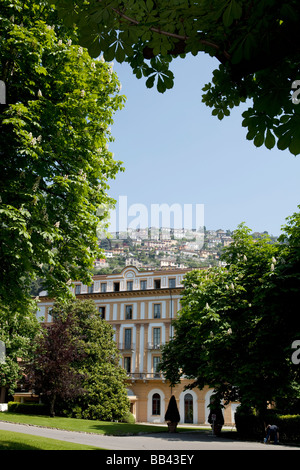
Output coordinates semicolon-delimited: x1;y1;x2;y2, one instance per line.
258;208;300;412
0;0;125;317
51;0;300;155
51;299;130;421
160;222;300;415
0;304;40;400
165;395;180;424
26;310;86;417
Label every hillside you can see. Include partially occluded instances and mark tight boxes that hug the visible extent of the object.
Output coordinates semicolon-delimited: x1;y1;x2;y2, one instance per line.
94;228;278;274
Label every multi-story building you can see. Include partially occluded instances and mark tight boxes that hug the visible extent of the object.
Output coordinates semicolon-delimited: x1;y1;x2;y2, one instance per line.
36;266;238;425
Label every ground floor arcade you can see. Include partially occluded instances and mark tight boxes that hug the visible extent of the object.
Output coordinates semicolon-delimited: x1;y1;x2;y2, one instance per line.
126;378;238;426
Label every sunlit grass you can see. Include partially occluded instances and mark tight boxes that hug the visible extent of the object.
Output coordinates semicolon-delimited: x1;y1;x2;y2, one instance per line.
0;412;167;435
0;429;103;450
0;412;211;435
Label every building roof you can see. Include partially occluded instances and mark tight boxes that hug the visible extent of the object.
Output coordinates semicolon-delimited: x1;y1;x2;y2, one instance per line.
38;266;197;300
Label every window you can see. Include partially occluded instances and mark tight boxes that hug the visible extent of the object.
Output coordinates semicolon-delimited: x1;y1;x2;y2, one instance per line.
153;328;161;347
124;329;132;349
153;356;161;377
88;284;94;294
140;280;147;290
47;307;53;322
75;284;81;295
153;304;161;319
98;306;105;319
152;393;161;415
169;278;176;288
124;356;131;374
154;279;161;289
184;393;193;423
125;305;132;320
127;281;133;291
101;283;107;293
114;282;120;292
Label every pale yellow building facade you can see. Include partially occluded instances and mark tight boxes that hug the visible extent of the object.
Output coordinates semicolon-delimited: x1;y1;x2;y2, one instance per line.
37;266;238;425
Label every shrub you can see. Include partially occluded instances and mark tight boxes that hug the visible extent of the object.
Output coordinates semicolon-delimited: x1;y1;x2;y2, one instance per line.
234;406;264;440
235;406;300;444
165;395;180;423
276;415;300;443
8;401;49;415
120;411;136;424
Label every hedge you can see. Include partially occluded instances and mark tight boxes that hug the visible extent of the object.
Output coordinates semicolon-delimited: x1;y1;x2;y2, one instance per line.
234;410;264;440
120;411;136;424
235;409;300;444
8;401;49;415
277;415;300;444
7;402;135;423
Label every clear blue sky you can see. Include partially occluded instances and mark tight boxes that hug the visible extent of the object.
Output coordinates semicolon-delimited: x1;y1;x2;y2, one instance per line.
108;53;300;237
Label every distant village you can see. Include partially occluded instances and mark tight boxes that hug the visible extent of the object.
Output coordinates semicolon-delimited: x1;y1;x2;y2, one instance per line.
94;228;278;274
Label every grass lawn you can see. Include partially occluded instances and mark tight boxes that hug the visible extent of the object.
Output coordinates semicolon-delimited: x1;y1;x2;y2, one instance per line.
0;412;212;436
0;412;169;435
0;429;104;450
0;413;229;450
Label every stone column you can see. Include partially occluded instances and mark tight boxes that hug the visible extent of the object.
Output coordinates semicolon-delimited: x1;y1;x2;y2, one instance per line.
142;323;149;375
134;323;141;374
164;321;171;343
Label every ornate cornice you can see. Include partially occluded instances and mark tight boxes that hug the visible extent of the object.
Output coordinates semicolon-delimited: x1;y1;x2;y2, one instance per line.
38;287;183;303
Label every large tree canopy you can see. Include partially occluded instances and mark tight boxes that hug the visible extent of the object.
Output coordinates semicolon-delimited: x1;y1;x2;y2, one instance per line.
25;307;86;417
160;217;300;414
0;0;125;315
50;0;300;155
49;299;130;421
25;299;130;419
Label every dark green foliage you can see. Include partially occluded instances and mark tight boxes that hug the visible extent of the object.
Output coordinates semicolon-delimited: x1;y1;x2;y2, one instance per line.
0;0;125;317
235;407;300;444
234;407;265;440
51;0;300;154
25;310;87;417
8;401;49;415
0;303;40;396
165;395;180;423
208;396;224;426
160;212;300;414
51;299;130;421
278;415;300;444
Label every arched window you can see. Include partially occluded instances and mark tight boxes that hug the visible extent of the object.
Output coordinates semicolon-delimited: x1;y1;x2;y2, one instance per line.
152;393;161;415
184;393;193;423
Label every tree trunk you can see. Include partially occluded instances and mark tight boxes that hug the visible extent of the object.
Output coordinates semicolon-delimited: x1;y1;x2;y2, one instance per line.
0;386;6;403
50;394;56;417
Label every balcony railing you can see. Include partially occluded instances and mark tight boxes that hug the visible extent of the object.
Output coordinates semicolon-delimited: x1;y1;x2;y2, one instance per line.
118;343;136;351
147;342;162;350
118;343;164;351
126;372;164;380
